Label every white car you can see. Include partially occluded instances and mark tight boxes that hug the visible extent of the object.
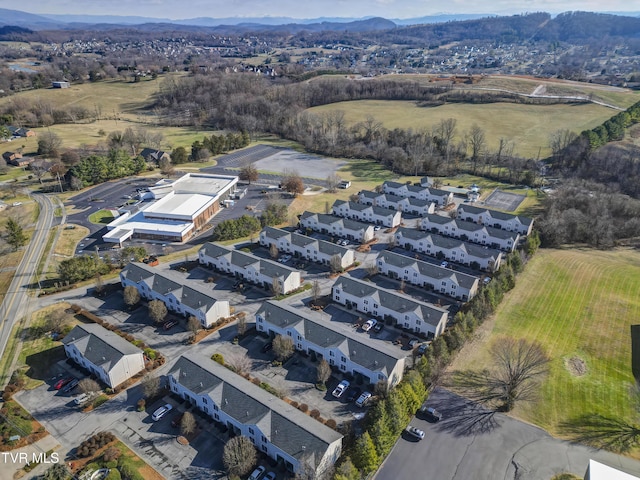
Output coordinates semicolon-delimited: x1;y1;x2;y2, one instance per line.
373;225;381;231
151;403;173;421
73;393;89;405
248;466;266;480
340;239;350;246
440;261;449;268
278;255;292;263
362;319;377;332
355;391;372;407
332;380;350;398
406;425;425;440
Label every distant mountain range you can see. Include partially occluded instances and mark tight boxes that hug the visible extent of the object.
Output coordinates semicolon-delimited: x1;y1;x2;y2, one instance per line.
0;8;496;30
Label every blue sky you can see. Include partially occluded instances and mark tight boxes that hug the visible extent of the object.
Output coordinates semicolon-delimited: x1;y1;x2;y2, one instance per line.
1;0;637;19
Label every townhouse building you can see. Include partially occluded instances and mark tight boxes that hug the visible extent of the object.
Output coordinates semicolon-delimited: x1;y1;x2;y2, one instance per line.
120;262;230;328
395;227;503;271
331;276;448;338
259;227;355;270
377;250;479;301
168;353;343;477
255;301;406;388
381;181;454;206
332;200;401;228
198;243;301;294
456;204;534;236
299;212;375;243
62;324;145;389
420;213;520;252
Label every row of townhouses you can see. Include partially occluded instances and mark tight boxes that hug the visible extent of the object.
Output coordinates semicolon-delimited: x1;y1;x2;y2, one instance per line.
358;191;436;217
381;181;454;206
198;243;302;294
377;250;480;301
331;276;448;338
457;204;534;236
395;227;503;271
62;324;146;389
169;353;343;478
256;301;407;389
331;200;402;228
120;262;231;328
259;227;355;270
299;212;375;243
420;213;520;252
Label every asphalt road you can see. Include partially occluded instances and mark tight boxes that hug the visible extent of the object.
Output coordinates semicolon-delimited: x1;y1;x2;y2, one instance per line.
375;388;640;480
0;193;59;386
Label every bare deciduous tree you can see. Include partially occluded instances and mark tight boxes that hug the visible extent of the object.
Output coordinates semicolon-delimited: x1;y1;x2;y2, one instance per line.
180;411;197;436
187;316;201;336
365;263;378;277
148;300;168;324
330;254;343;274
222;436;257;477
142;375;161;399
237;314;247;336
44;309;70;334
269;243;279;259
451;337;550;411
317;359;331;385
271;276;282;297
227;353;252;376
273;334;294;362
326;174;342;193
311;280;321;304
78;378;101;394
239;165;259;184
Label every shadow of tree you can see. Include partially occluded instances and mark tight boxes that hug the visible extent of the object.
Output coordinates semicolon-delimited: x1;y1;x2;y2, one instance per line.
559;414;640;453
433;392;500;437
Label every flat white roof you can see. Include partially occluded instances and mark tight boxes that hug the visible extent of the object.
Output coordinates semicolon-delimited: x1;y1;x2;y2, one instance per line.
144;193;213;220
107;209;194;237
103;228;133;243
150;173;237;198
586;460;640;480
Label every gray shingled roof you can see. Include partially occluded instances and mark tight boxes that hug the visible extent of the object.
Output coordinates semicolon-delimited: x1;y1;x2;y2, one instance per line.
62;324;142;372
169;353;342;467
302;212;372;233
121;262;225;314
422;214;519;241
261;227;350;258
256;301;406;376
332;276;448;328
199;243;298;280
458;204;533;226
383;180;406;190
377;250;479;290
333;200;397;218
396;227;502;260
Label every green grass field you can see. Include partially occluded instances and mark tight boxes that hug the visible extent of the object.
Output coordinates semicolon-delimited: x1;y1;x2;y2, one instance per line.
308;100;618;158
88;209;115;224
453;248;640;443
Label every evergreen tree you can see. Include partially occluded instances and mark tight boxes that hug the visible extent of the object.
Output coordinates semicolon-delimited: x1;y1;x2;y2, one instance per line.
367;400;395;456
6;217;27;251
352;431;379;475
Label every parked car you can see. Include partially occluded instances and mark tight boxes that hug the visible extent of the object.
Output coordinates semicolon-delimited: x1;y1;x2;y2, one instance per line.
73;393;89;405
408;338;420;349
62;378;79;393
332;380;350;398
261;341;273;353
373;322;384;334
373;225;381;231
163;321;177;330
151;403;173;421
416;343;429;356
362;319;377;332
440;260;449;268
346;387;362;403
248;466;266;480
405;425;425;440
264;472;277;480
355;391;372;407
483;276;492;285
340;239;350;246
278;255;292;263
419;403;443;422
54;377;73;390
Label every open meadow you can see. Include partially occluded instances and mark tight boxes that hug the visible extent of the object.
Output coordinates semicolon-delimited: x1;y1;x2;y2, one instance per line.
308;100;618;158
451;248;640;447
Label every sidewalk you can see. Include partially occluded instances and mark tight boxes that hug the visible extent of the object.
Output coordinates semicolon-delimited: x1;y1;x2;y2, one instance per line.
0;435;61;480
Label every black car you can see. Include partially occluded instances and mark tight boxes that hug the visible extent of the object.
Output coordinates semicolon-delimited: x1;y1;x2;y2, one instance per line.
417;343;429;356
419;402;443;422
346;387;362;403
261;341;273;353
373;322;384;333
62;378;79;393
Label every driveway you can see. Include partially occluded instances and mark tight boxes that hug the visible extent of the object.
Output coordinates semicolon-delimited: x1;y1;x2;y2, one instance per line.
375;388;640;480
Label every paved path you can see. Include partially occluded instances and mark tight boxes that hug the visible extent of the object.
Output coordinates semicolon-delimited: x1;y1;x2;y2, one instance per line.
0;194;58;387
375;388;640;480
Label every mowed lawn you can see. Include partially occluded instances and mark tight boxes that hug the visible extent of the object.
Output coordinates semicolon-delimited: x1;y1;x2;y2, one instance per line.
454;248;640;438
308;100;616;158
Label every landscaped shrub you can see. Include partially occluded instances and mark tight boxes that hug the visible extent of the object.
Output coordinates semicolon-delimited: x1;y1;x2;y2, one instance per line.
136;399;146;411
251;378;261;385
309;409;320;419
143;348;156;360
298;404;308;413
105;469;122;480
103;446;122;462
211;353;224;365
118;459;145;480
325;419;337;429
92;395;109;408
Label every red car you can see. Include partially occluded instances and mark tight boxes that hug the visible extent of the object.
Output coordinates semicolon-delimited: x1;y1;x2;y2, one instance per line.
54;377;73;390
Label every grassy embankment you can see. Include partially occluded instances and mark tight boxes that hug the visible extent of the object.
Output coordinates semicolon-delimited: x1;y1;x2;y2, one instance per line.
451;248;640;447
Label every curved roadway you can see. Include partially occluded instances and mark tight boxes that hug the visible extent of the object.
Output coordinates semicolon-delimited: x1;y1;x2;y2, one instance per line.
0;193;59;386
